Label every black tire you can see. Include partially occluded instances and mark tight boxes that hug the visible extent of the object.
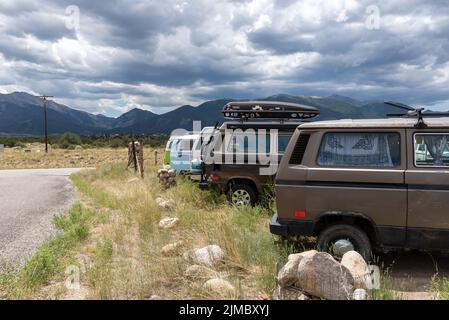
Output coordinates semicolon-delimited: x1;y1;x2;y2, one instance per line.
317;224;372;261
227;183;258;207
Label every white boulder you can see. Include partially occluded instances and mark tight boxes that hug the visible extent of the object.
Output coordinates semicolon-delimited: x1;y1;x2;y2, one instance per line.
341;251;372;291
183;245;225;267
158;217;179;229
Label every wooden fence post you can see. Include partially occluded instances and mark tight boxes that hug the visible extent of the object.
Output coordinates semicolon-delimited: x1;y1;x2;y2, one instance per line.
132;140;137;173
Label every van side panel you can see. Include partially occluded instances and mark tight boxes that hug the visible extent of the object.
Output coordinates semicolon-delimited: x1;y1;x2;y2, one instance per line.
305;129;407;247
275;129;408;247
275;129;310;224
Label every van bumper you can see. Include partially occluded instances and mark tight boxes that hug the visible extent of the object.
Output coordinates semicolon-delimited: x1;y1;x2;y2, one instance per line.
269;213;314;237
269;213;289;237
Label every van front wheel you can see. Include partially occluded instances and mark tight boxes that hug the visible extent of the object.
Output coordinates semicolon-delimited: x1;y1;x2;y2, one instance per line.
317;224;372;261
228;183;257;207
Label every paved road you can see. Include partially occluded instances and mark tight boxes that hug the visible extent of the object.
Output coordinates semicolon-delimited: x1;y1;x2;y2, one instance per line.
0;168;81;269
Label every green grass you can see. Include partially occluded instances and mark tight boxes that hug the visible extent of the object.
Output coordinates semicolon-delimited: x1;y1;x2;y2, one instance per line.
430;277;449;299
71;172;119;209
1;203;97;298
86;237;114;299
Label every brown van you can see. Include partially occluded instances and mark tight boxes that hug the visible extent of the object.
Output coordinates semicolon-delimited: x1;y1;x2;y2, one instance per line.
270;113;449;259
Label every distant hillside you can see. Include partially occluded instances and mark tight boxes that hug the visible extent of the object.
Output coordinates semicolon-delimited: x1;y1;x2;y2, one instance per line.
0;92;114;135
0;92;401;136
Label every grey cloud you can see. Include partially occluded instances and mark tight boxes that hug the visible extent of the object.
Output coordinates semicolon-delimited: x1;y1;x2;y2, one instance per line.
1;0;449;115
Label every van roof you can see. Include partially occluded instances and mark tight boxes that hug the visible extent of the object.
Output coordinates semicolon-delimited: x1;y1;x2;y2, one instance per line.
298;117;449;129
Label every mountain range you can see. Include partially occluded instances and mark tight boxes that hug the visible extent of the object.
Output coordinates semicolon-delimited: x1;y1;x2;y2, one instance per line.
0;92;402;136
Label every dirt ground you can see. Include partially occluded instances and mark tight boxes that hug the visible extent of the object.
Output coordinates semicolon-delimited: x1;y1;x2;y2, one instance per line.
378;251;449;299
0;144;163;169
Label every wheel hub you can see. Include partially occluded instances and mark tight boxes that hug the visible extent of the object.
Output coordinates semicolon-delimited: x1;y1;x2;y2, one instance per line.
231;189;251;206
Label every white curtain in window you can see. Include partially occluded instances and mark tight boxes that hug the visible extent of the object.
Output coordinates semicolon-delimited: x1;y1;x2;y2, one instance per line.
319;133;393;167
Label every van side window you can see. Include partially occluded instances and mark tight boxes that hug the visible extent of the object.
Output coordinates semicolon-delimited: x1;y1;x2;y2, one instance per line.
278;135;292;153
289;134;310;164
227;133;291;154
317;132;401;168
179;139;193;151
415;134;449;167
228;133;271;154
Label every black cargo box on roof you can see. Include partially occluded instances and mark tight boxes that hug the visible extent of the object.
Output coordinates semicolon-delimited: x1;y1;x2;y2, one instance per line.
222;101;320;120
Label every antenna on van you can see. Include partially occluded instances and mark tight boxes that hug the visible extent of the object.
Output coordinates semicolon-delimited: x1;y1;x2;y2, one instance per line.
384;100;449;129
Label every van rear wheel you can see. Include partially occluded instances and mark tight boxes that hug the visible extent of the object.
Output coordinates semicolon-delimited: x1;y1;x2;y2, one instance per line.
317;224;372;261
228;183;257;207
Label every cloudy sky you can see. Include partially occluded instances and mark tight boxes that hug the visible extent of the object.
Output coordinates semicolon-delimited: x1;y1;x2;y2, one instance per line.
1;0;449;116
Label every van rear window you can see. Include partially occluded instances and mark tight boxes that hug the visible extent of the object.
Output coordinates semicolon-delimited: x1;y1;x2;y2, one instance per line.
415;134;449;167
317;132;401;168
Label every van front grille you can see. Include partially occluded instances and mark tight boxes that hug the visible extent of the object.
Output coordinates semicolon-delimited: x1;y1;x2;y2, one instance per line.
289;134;310;164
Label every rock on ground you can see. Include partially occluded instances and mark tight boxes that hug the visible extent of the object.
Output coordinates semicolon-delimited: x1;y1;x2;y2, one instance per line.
158;217;179;229
161;241;184;256
277;250;317;287
185;265;219;280
297;251;354;300
183;245;225;268
341;251;372;291
155;197;176;210
157;166;177;189
203;278;236;296
353;288;369;300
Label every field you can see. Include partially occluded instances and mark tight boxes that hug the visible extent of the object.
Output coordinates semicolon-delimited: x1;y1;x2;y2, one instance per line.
0;144;162;169
0;147;447;300
0;155;296;300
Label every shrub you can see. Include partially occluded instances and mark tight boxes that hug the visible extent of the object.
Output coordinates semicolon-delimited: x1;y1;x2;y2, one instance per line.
57;132;82;149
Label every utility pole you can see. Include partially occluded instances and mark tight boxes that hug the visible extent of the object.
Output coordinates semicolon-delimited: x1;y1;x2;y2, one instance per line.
39;95;53;153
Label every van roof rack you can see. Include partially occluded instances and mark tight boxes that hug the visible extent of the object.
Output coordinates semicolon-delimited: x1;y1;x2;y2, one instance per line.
384;100;449;129
222;101;320;121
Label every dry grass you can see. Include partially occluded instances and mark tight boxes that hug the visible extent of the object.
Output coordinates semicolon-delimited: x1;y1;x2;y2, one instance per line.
68;162;285;300
0;144;162;169
1;158;289;300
